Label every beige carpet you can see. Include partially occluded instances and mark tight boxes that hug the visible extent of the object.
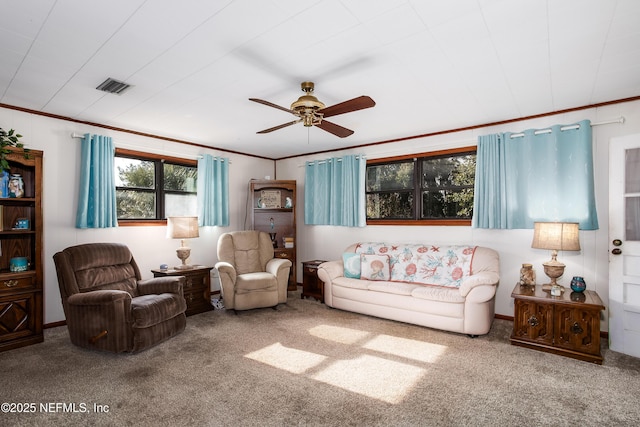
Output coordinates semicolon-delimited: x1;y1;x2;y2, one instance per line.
2;292;640;426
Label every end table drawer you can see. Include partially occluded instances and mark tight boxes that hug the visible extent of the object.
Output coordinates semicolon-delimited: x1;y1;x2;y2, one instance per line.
1;275;35;293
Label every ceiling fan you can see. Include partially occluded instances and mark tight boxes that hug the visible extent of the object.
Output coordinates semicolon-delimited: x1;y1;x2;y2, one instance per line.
249;81;375;138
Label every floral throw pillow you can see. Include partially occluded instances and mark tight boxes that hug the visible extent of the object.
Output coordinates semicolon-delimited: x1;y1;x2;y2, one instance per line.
343;253;361;279
360;254;391;281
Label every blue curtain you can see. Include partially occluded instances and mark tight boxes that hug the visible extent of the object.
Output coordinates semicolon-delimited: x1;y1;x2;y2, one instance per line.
75;134;118;228
473;119;598;230
197;154;229;226
304;154;366;227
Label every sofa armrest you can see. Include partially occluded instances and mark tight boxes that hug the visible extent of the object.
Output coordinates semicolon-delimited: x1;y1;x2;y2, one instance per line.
67;290;131;306
138;276;184;297
317;260;344;285
459;272;500;297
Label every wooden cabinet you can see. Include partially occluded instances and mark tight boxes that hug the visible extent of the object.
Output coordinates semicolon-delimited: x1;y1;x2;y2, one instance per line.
302;260;326;303
152;266;213;316
0;148;43;352
250;180;296;291
510;284;604;364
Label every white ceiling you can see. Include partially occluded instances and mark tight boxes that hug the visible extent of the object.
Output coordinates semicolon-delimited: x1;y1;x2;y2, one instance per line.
1;0;639;159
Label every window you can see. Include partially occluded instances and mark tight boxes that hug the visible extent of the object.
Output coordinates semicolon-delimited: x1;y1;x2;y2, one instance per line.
366;147;476;225
115;149;197;223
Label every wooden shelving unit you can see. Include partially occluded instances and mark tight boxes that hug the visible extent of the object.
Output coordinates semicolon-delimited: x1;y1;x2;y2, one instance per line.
250;180;296;291
0;147;43;352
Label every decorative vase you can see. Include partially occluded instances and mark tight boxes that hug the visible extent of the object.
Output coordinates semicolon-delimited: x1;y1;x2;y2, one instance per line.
519;263;535;285
570;276;586;293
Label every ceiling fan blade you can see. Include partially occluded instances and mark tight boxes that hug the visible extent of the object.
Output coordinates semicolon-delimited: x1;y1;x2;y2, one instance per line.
315;120;354;138
257;119;301;134
249;98;296;114
319;95;375;118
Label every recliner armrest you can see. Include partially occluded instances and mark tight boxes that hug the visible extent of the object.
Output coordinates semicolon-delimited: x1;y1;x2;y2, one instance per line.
67;290;131;306
265;258;291;276
215;261;237;284
138;276;185;296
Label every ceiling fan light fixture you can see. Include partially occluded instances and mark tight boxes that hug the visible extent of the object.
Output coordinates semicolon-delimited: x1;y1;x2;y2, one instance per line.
302;114;316;127
290;94;325;111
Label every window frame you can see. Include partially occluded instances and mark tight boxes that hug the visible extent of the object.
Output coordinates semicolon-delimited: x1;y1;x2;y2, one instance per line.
366;146;476;226
115;148;197;227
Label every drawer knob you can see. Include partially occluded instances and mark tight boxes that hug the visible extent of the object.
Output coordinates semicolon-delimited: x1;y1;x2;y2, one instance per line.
4;280;19;288
527;316;539;327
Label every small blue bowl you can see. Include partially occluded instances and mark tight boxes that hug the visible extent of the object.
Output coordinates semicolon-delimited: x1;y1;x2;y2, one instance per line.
10;257;29;272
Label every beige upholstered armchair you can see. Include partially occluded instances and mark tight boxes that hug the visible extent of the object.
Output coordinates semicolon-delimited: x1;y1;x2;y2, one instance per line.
53;243;187;353
215;231;291;311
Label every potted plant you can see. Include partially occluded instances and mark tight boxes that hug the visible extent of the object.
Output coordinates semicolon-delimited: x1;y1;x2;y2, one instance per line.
0;127;30;171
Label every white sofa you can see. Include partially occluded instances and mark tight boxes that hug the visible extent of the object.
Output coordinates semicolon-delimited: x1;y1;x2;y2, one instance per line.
317;242;500;336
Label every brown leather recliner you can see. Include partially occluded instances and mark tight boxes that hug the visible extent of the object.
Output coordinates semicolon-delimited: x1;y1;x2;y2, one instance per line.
215;231;291;311
53;243;187;353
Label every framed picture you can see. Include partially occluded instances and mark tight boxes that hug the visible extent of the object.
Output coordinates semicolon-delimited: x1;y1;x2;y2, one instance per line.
260;190;281;208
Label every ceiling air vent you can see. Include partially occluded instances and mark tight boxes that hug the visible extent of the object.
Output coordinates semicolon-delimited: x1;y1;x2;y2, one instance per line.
96;78;132;95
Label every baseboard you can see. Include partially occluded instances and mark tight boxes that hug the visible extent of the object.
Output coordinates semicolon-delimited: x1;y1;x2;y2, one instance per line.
45;320;66;329
43;300;610;340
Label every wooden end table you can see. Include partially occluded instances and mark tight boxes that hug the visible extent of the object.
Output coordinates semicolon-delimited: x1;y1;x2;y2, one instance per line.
301;260;326;303
510;283;604;364
151;265;213;316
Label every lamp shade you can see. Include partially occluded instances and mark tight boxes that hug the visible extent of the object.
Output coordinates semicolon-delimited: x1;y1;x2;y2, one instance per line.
167;216;199;239
531;222;580;251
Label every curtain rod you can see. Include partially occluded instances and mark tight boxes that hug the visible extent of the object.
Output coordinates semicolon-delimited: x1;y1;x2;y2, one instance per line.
509;117;625;138
70;133;232;162
301;155;366;167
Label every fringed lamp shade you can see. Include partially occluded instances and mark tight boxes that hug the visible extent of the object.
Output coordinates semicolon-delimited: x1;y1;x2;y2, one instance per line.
167;216;199;270
531;222;580;289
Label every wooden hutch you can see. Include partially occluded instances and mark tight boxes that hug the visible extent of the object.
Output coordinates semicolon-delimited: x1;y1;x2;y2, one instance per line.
250;180;296;291
0;147;43;352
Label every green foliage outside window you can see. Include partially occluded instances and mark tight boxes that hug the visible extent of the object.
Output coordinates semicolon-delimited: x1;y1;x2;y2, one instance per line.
366;151;475;222
115;156;197;220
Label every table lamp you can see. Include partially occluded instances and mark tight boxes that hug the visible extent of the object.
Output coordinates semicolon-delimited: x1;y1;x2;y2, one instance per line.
167;216;199;270
531;222;580;292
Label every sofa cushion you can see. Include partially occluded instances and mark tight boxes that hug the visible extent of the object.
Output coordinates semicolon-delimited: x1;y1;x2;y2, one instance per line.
360;254;391;281
411;285;465;303
367;281;418;296
343;252;361;279
332;277;370;290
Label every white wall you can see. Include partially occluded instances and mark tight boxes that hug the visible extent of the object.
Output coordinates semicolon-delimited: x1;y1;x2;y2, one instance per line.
0;106;274;324
4;99;640;329
276;99;640;332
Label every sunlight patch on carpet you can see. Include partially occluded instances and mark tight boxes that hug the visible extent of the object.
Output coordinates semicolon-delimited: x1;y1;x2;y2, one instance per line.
312;355;426;404
308;324;371;344
362;334;447;363
244;343;327;374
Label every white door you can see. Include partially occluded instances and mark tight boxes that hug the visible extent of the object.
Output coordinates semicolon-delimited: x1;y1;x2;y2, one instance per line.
609;133;640;357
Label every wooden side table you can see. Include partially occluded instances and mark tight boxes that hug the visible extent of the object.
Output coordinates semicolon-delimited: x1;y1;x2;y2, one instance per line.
275;248;297;291
301;260;326;303
510;284;604;364
151;265;213;316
